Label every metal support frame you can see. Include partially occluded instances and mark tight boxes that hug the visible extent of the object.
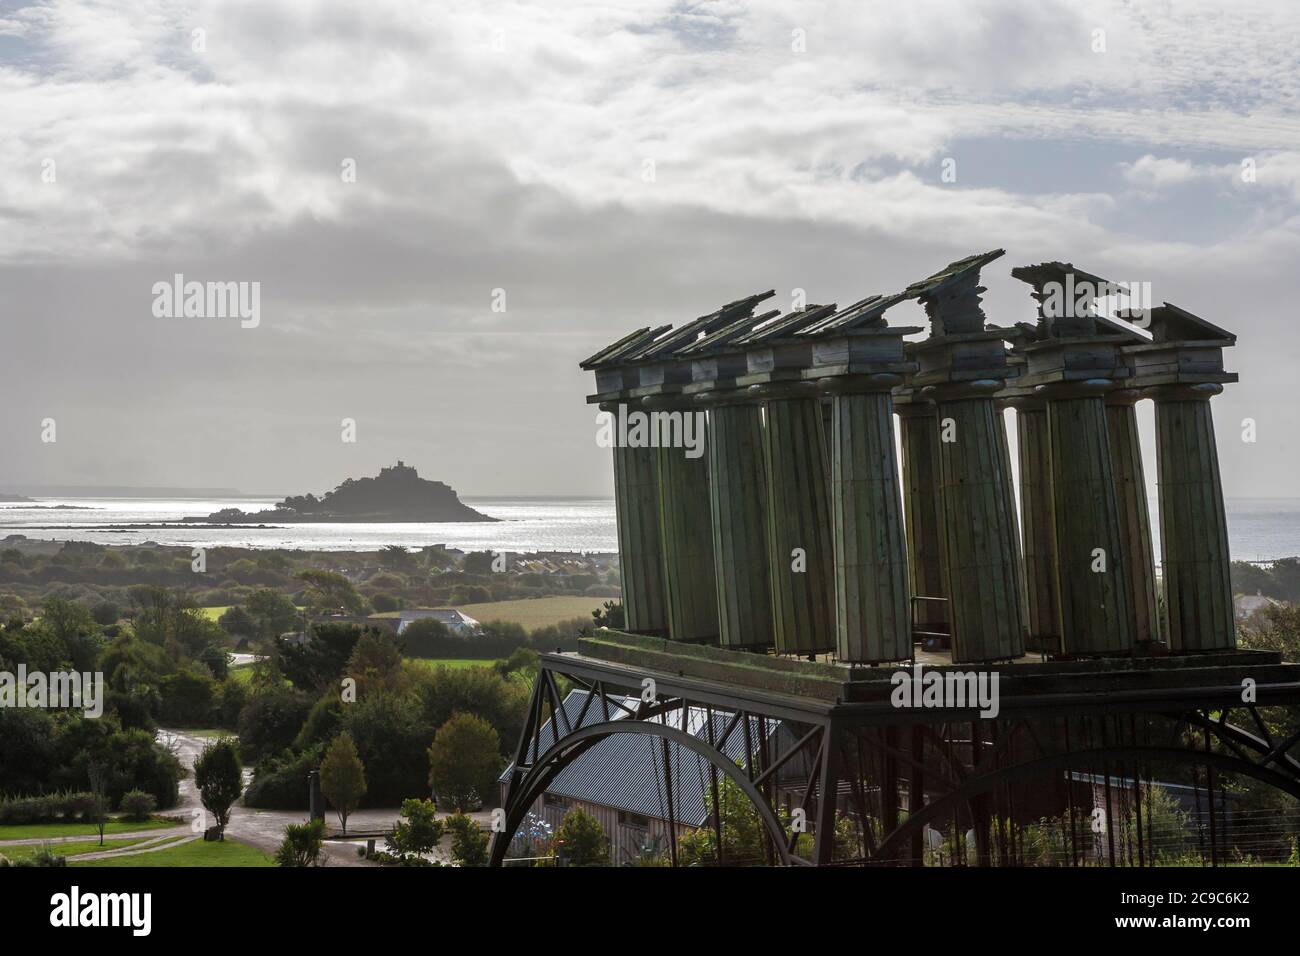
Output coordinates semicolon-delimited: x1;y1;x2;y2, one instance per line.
490;654;1300;867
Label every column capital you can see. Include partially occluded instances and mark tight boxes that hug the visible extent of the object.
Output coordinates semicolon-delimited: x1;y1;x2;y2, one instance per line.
1104;388;1144;407
747;380;820;402
921;378;1004;403
1147;382;1224;403
814;372;904;397
1033;377;1114;401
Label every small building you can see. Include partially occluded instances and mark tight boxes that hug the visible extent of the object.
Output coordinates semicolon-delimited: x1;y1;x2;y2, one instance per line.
394;607;482;635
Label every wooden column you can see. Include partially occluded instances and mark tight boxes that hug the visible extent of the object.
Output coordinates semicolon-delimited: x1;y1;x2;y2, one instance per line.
1045;384;1134;655
934;386;1025;663
1106;390;1160;647
654;407;719;643
826;382;911;663
610;437;668;633
1152;384;1235;651
896;400;947;634
1009;396;1061;652
703;398;774;649
758;386;835;656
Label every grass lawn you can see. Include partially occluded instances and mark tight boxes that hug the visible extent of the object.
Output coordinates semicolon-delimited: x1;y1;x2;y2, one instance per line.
71;837;275;868
229;665;255;684
405;657;500;671
198;605;231;622
0;817;178;841
455;595;605;630
0;836;148;862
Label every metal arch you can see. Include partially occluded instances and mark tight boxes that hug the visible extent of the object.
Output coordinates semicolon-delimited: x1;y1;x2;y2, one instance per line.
872;743;1300;863
489;717;798;867
1182;709;1300;777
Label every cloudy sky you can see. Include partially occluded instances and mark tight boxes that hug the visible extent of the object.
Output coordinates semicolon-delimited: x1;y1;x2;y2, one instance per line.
2;0;1298;497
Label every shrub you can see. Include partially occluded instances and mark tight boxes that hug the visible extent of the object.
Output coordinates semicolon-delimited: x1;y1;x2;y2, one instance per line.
387;798;443;858
553;807;609;866
370;592;401;613
120;789;157;821
243;746;322;810
445;812;488;866
275;819;325;867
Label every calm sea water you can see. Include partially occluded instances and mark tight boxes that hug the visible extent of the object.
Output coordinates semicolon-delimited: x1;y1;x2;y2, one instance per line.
1;496;1298;562
0;497;619;553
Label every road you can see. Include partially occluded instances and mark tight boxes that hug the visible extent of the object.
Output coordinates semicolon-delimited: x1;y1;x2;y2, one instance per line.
161;730;391;866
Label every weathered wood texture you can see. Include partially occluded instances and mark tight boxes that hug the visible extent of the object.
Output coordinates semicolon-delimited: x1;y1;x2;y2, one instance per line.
1015;405;1061;648
707;403;775;649
656;437;720;642
1106;400;1160;646
830;392;912;663
762;398;835;655
612;444;668;632
898;406;948;628
1047;396;1134;655
1155;394;1236;651
936;398;1026;662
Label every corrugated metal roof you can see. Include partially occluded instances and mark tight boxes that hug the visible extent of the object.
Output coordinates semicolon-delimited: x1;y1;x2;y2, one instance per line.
501;690;784;826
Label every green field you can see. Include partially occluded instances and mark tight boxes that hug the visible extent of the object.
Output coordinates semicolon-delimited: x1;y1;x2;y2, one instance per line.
71;837;276;868
0;818;178;841
405;657;500;671
199;605;231;622
456;595;604;629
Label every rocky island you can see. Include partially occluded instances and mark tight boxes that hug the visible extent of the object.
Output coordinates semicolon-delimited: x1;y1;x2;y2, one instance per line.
183;462;497;524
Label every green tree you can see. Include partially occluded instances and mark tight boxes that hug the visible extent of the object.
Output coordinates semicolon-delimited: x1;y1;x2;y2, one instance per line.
193;737;243;839
345;629;408;695
297;570;367;616
278;622;365;693
244;588;300;641
427;713;502;811
553;807;609;866
87;762;110;847
319;731;367;834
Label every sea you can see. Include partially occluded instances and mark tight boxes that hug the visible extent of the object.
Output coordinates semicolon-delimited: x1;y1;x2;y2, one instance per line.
1;496;1299;563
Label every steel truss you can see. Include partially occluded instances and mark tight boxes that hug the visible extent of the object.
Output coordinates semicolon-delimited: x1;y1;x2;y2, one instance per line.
489;654;1300;867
